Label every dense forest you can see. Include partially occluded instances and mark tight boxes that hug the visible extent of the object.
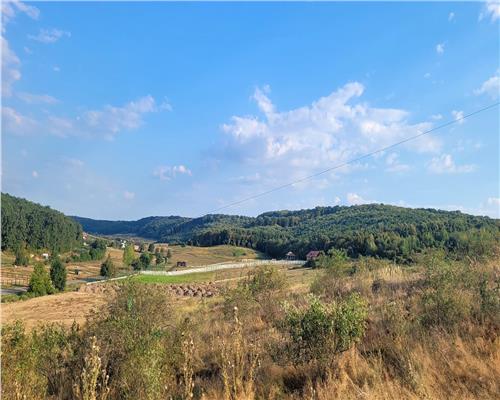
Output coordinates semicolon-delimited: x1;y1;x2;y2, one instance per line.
74;204;499;261
1;193;82;253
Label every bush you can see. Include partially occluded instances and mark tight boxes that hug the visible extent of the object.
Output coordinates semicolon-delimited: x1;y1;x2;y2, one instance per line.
419;252;473;329
14;244;29;266
132;253;152;271
29;264;55;296
279;293;367;365
100;256;116;278
50;258;67;291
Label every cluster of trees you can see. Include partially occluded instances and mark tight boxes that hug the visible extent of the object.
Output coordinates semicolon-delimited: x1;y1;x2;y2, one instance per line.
121;243;172;271
72;204;499;262
1;193;82;253
28;258;67;297
70;239;107;262
187;205;499;261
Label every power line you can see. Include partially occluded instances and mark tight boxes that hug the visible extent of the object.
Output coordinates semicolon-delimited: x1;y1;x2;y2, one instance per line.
205;101;499;215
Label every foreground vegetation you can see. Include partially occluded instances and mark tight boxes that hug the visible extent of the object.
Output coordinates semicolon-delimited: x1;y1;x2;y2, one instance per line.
2;249;499;400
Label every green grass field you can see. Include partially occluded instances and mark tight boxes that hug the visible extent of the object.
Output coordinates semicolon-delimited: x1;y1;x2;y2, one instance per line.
131;272;215;284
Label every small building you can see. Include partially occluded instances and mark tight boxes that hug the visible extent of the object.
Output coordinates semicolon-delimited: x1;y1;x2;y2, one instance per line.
306;250;321;261
285;251;296;261
41;253;49;260
120;240;127;249
133;245;140;252
176;261;187;268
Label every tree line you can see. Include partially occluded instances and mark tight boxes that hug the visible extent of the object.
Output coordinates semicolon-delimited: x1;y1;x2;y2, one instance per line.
1;193;82;253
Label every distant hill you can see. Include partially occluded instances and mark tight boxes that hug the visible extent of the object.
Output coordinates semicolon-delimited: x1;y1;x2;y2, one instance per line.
73;204;499;260
1;193;82;252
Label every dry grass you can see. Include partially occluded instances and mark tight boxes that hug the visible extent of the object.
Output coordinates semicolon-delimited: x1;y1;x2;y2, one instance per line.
166;245;265;268
1;291;109;329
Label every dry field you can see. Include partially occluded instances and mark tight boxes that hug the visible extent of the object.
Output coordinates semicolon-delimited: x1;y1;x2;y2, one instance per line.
1;247;126;287
1;263;317;330
1;290;109;330
165;244;265;268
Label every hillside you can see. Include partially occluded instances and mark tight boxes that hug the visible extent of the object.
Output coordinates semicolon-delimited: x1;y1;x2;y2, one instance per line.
73;204;499;260
1;193;82;253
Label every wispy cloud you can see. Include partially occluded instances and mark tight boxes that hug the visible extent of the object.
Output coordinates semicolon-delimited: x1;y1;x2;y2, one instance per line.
385;152;410;173
153;165;192;181
448;12;455;22
17;92;58;104
346;193;376;206
427;154;476;174
123;191;135;200
2;95;171;139
451;110;465;124
28;28;71;44
474;70;500;99
479;0;500;22
436;43;445;54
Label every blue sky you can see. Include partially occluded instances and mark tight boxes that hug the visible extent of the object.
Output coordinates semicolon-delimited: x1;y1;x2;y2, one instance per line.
2;1;499;219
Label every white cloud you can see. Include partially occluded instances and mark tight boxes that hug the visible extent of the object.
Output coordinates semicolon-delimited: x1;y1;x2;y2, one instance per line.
153;165;192;181
53;66;60;72
17;92;58;104
123;191;135;200
424;72;431;79
1;1;39;29
2;106;37;134
448;12;455;21
346;193;376;206
221;82;440;183
451;110;465;124
64;158;84;168
1;36;21;96
479;1;500;21
2;95;170;139
1;1;39;96
28;28;71;44
385;152;410;172
32;170;38;178
474;71;500;99
436;43;445;54
487;197;500;206
427;154;476;174
431;113;443;120
333;196;341;205
230;173;261;184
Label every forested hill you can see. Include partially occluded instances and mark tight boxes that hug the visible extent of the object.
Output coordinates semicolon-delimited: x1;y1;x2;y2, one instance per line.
73;204;499;260
1;193;82;252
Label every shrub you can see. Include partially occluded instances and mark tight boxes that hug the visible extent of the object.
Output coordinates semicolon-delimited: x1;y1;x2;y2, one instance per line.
50;258;67;291
14;244;29;266
29;264;55;296
122;244;135;266
419;252;473;329
279;294;367;366
100;256;116;278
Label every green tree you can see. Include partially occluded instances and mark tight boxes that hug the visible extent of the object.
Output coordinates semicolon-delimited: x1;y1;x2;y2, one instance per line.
14;244;29;267
50;258;67;291
123;244;135;266
155;254;164;265
29;264;55;296
132;253;152;271
140;243;147;253
100;255;116;278
148;243;155;253
166;249;172;260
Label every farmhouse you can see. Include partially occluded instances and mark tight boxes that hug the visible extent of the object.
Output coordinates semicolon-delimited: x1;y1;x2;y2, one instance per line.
306;250;321;261
285;251;296;261
177;261;187;267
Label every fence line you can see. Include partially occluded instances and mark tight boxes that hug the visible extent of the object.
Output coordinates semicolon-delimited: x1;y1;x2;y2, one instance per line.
140;259;305;276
